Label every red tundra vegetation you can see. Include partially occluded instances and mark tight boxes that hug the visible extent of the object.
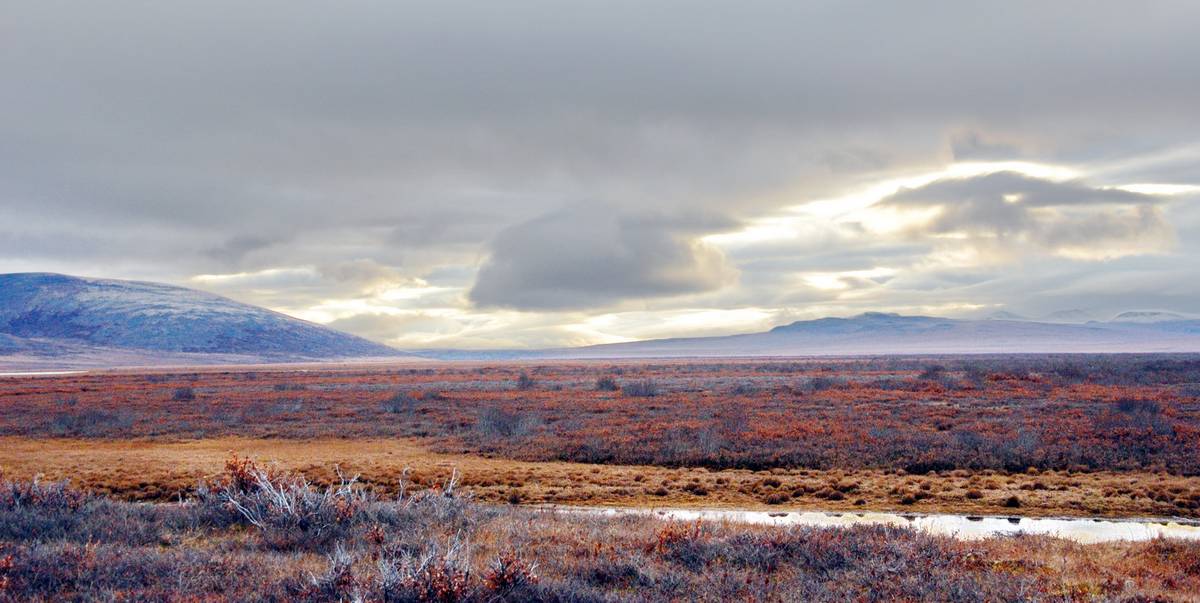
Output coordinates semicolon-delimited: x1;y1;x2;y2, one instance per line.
0;355;1198;517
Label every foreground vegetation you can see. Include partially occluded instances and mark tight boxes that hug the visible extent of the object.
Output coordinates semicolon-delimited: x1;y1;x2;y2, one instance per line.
2;460;1200;601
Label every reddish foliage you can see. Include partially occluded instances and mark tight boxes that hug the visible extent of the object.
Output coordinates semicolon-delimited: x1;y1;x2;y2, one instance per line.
484;551;539;592
2;355;1198;474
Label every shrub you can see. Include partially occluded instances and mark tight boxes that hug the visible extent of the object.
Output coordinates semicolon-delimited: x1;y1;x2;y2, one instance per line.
172;387;196;401
594;376;619;391
1003;495;1022;508
919;364;947;381
484;551;539;594
622;379;660;397
962;364;988;385
806;375;843;392
293;546;359;601
381;392;419;414
46;409;134;437
652;521;705;554
516;373;536;390
212;464;372;550
1116;399;1162;415
763;492;788;505
475;407;532;439
377;539;476;602
0;478;89;512
731;382;758;395
824;490;845;501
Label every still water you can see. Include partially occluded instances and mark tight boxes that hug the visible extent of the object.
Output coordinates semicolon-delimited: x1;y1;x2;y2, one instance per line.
0;370;86;378
553;506;1200;544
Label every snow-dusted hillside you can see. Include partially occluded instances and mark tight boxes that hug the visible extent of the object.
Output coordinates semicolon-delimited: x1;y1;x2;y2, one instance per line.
0;273;400;362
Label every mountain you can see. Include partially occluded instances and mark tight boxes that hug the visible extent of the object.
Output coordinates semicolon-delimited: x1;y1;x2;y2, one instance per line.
0;273;403;368
540;312;1200;358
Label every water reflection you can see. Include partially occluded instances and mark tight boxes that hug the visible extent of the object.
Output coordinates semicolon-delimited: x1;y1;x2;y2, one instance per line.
554;506;1200;544
0;370;86;378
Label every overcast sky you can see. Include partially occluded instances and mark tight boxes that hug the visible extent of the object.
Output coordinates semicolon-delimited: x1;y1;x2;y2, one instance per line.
4;1;1199;348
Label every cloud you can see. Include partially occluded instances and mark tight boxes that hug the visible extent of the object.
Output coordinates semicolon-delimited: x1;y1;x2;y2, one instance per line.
469;205;737;310
877;171;1172;258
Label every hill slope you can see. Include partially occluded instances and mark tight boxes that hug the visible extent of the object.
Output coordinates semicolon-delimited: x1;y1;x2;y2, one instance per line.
0;273;400;366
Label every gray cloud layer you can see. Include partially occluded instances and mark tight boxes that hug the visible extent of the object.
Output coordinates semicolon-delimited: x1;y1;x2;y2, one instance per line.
2;1;1200;345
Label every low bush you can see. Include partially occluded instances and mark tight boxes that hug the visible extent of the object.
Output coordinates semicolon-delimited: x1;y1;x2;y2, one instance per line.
516;373;536;391
199;458;372;551
381;392;419;414
0;478;89;513
622;379;660;397
475;407;533;440
594;376;619;391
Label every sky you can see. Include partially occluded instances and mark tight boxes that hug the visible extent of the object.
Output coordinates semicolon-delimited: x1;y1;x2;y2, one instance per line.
3;1;1200;349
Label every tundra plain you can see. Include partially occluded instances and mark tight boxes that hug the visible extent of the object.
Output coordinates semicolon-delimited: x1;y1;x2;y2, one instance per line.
3;355;1200;600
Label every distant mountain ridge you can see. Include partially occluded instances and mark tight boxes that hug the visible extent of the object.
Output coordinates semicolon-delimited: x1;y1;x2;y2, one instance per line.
1110;311;1189;323
0;273;402;367
532;311;1200;359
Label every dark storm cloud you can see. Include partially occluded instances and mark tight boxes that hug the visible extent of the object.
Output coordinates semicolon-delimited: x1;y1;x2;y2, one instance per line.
469;205;737;310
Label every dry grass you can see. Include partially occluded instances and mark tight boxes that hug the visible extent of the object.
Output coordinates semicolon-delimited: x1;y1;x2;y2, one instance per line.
2;464;1200;602
2;436;1197;519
